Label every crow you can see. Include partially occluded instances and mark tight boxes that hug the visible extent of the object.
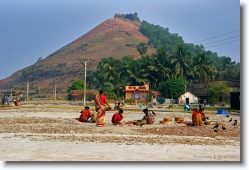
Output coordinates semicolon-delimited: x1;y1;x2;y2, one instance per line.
229;118;233;122
233;120;238;126
140;123;143;127
222;125;226;130
206;117;209;120
226;115;230;117
213;123;219;129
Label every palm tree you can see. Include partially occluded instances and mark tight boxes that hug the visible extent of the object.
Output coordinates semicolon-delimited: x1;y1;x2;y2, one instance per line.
136;42;148;56
125;59;150;85
221;56;239;79
104;71;127;97
170;44;193;78
93;70;107;89
148;46;171;87
193;53;215;83
98;56;122;82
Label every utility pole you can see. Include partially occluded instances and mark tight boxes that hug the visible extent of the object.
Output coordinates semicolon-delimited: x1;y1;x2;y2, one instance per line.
54;81;57;100
80;59;94;106
84;61;86;106
80;61;86;106
171;91;173;107
27;79;29;101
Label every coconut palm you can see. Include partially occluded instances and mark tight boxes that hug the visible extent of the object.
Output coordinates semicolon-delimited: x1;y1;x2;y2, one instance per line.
125;59;150;85
170;44;193;78
148;46;171;87
193;53;215;83
221;56;239;79
98;56;122;82
104;71;127;97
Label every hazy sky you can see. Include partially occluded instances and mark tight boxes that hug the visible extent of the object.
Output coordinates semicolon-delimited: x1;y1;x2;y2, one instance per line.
0;0;241;80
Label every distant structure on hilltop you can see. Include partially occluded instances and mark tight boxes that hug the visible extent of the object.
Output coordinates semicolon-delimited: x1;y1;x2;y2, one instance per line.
114;12;140;22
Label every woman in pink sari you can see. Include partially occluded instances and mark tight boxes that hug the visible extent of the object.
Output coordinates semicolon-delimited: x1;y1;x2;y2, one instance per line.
94;90;111;127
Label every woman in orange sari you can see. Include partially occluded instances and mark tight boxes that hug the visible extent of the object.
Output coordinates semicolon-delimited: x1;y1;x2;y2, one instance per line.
199;108;206;121
192;108;202;126
94;90;111;127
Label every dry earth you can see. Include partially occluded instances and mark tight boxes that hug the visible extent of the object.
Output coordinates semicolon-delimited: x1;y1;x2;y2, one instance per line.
0;104;240;161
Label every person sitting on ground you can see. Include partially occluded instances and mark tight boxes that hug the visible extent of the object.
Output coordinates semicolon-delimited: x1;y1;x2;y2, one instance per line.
111;109;124;125
199;108;206;121
192;108;202;126
143;108;155;124
114;101;121;110
79;106;92;122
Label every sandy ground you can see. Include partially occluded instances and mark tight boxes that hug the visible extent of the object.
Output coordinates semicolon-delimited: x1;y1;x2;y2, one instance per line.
0;104;240;161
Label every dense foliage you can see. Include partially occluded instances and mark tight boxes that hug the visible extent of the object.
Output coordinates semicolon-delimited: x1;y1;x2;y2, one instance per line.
206;82;230;104
67;80;84;93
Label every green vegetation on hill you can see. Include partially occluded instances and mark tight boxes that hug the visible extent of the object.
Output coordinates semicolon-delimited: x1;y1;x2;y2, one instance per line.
83;14;240;102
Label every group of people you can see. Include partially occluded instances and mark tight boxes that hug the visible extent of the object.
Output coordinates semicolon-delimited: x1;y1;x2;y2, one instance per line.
1;95;11;106
192;108;206;126
79;89;156;126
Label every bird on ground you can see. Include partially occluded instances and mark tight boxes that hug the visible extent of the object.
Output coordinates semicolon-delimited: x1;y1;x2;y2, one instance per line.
229;118;233;122
222;125;226;130
213;123;219;129
206;117;209;120
233;120;238;126
140;123;143;127
226;115;230;117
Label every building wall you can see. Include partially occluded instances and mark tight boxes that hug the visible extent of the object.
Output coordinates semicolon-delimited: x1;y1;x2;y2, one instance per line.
123;84;150;102
178;92;198;104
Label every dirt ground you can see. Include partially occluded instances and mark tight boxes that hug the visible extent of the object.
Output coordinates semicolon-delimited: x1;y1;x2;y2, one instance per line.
0;104;240;161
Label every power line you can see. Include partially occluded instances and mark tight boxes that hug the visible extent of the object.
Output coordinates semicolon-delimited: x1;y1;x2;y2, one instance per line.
193;30;240;43
205;39;240;48
203;35;240;45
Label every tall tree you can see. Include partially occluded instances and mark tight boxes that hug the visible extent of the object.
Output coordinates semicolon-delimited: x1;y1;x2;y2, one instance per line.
193;53;215;83
136;42;148;56
124;59;149;85
97;56;122;82
148;46;171;87
104;71;126;97
221;56;239;79
158;77;187;98
170;44;193;78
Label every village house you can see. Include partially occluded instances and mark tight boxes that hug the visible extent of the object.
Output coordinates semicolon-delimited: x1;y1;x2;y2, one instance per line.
178;92;198;105
187;79;240;105
123;84;151;103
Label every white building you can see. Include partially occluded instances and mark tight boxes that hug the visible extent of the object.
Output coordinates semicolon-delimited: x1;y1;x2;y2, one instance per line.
178;92;198;104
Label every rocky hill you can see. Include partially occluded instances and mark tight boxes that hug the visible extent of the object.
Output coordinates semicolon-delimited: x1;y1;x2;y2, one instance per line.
0;17;156;97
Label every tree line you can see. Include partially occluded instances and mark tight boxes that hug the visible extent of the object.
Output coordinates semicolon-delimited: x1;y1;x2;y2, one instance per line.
68;17;240;101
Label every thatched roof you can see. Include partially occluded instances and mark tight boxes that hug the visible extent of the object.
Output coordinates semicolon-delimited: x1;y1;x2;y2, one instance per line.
68;90;98;101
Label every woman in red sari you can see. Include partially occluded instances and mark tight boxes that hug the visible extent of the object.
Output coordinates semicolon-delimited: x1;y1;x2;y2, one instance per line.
111;109;124;125
79;106;92;122
94;90;111;127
